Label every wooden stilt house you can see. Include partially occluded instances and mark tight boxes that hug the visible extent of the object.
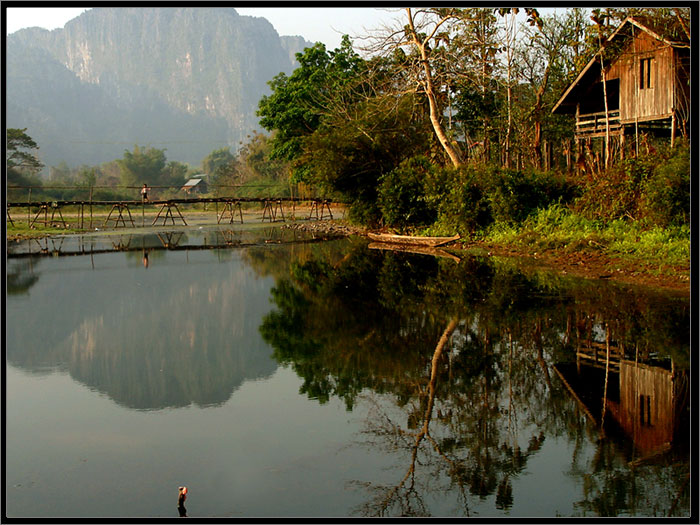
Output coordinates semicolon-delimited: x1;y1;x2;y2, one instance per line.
552;16;690;162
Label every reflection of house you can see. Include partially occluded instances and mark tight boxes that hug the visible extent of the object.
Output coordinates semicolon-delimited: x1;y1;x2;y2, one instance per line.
553;16;690;153
181;176;208;194
605;360;683;455
555;340;688;456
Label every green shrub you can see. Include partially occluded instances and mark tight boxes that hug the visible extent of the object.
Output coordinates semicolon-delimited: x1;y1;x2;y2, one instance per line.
347;197;382;227
574;141;689;227
436;166;493;232
487;167;579;225
378;156;437;230
641;142;690;227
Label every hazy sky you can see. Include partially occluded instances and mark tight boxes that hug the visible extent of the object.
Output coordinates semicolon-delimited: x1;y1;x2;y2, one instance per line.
5;7;402;50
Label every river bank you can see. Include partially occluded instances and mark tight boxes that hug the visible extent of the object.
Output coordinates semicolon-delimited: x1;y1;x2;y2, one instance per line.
283;221;690;294
6;216;690;294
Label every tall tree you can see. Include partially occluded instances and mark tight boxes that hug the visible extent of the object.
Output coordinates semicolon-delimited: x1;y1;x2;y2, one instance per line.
236;132;288;182
258;36;364;182
201;147;234;178
115;145;167;188
451;8;502;165
6;128;44;174
517;10;578;169
591;9;612;170
402;8;465;167
362;8;468;167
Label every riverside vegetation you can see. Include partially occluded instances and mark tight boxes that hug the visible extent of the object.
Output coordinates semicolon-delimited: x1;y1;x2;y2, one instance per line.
6;8;690;290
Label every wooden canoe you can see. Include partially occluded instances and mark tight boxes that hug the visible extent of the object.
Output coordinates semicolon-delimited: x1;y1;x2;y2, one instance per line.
367;232;460;247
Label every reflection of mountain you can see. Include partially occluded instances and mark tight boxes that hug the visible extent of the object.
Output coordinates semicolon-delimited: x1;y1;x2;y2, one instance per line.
6;244;278;409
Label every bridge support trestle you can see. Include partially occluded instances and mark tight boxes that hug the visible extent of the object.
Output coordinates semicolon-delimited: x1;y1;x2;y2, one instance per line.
262;199;285;222
218;200;243;224
152;202;187;226
309;200;333;220
103;203;135;228
31;202;68;228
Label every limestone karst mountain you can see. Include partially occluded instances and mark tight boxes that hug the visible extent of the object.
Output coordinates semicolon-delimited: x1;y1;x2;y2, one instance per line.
6;7;312;169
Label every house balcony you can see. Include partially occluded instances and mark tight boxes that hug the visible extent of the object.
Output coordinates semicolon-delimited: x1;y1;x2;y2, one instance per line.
575;110;622;138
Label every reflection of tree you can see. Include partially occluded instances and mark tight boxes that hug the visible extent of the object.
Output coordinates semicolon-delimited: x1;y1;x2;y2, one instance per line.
350;316;551;517
566;436;691;517
7;258;40;295
259;243;690;517
363;318;458;516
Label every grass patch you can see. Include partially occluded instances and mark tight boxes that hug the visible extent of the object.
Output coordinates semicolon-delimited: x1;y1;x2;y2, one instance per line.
7;223;88;239
484;204;690;267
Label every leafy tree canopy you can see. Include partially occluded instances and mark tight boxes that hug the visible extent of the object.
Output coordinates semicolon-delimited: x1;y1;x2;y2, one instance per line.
201;147;235;177
257;35;365;175
116;145;168;187
6;128;44;174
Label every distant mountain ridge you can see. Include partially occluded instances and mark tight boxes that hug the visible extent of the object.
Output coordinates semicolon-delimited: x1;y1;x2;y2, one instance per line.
6;7;312;169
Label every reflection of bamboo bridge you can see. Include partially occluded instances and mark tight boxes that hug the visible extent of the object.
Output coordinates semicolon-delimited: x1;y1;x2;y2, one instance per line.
7;229;344;259
7;197;336;229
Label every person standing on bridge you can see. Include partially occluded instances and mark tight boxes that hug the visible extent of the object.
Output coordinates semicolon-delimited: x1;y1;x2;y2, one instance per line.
141;183;150;202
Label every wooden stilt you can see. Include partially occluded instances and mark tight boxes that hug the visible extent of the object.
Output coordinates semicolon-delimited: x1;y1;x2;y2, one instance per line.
50;203;68;228
152;202;187;226
30;204;49;228
217;200;243;224
671;112;676;148
275;199;285;222
321;200;333;220
308;200;319;220
309;199;333;220
104;203;135;228
262;199;285;222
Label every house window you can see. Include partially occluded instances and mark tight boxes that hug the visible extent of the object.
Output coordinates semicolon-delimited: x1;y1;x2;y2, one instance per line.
639;57;653;89
639;394;653;426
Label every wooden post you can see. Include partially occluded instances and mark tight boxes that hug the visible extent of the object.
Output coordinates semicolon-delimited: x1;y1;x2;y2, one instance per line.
89;186;93;229
601;323;611;430
671;111;676;148
27;187;31;225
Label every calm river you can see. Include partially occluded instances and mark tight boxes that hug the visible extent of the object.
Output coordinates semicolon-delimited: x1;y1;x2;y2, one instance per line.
5;227;691;518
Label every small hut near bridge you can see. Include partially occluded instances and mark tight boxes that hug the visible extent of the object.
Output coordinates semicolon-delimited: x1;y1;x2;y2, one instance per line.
181;175;208;195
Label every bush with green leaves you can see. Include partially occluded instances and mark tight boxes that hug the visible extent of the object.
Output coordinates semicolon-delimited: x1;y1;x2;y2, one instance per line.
428;165;493;233
378;156;437;231
574;140;689;227
640;142;690;227
424;165;577;235
487;167;578;224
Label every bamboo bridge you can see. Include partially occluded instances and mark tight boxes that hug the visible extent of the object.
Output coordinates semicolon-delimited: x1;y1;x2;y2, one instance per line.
6;196;336;229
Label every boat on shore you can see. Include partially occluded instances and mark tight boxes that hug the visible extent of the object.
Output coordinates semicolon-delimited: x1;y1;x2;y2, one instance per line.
367;232;460;247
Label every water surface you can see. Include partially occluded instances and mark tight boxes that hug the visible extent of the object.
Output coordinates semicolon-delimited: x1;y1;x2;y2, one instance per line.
6;228;691;518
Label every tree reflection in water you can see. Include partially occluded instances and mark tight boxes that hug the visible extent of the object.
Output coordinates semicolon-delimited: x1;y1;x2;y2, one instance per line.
254;240;690;517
